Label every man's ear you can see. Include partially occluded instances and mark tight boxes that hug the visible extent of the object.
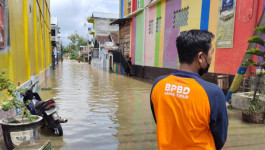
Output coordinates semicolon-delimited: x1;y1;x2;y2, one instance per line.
197;52;203;63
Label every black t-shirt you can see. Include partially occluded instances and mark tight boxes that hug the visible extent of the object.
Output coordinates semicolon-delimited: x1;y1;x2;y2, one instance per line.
128;60;132;66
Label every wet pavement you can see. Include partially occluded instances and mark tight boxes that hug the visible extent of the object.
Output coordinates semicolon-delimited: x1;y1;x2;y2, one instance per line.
223;109;265;150
1;59;265;150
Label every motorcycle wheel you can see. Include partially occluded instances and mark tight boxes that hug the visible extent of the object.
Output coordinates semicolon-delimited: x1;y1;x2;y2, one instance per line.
51;120;63;136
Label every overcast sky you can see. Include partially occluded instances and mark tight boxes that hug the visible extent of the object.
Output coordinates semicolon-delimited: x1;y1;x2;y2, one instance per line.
50;0;119;46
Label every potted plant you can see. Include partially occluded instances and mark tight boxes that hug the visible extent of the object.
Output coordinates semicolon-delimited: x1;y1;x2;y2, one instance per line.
0;70;43;150
241;26;265;124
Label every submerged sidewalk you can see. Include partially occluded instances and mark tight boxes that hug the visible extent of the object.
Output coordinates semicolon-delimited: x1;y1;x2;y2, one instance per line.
1;109;265;150
223;109;265;150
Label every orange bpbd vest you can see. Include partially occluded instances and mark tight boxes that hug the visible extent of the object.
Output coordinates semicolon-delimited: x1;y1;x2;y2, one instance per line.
151;75;216;150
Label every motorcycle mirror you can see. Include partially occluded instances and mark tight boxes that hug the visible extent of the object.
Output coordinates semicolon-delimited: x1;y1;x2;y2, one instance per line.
30;75;35;82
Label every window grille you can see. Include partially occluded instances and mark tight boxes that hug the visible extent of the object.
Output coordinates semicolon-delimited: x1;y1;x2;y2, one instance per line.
173;7;189;28
149;20;153;34
127;0;131;14
137;0;141;9
156;17;161;32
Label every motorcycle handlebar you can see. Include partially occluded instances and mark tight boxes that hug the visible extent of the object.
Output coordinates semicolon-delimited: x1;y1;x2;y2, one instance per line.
21;81;39;96
29;81;39;90
21;81;39;98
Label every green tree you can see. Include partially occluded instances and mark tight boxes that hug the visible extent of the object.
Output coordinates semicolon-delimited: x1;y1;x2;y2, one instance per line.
77;36;88;48
242;26;265;115
67;32;88;60
61;45;71;54
68;31;79;51
68;32;88;51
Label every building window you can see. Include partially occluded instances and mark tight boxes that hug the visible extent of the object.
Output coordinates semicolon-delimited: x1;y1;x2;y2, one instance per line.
156;17;161;32
127;0;131;14
51;29;55;36
174;7;189;28
137;0;141;9
149;20;153;34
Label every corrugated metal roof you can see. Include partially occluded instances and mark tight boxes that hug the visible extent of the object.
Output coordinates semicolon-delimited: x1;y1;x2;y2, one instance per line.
51;17;58;25
92;12;118;19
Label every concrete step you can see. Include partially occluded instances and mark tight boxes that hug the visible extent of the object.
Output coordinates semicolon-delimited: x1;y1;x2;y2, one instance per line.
14;140;52;150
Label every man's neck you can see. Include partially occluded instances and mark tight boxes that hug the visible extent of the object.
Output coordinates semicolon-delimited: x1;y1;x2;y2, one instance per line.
179;63;199;74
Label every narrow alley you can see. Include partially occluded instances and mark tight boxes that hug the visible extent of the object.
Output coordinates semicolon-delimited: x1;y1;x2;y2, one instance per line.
30;60;265;149
37;60;157;150
2;60;265;149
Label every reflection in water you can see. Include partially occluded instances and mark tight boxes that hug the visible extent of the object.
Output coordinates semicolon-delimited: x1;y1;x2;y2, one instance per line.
38;60;157;150
2;60;265;150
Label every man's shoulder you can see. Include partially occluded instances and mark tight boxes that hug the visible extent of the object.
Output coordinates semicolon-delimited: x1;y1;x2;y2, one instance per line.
152;75;171;87
195;78;223;94
195;78;225;105
150;75;174;93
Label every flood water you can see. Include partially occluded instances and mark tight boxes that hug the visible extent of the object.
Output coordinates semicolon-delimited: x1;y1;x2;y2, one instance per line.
38;59;157;150
2;59;265;150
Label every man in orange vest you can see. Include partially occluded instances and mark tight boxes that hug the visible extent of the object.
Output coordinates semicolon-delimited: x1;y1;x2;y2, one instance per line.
150;30;228;150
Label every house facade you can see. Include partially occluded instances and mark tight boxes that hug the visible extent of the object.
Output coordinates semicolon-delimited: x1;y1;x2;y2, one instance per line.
118;0;265;76
0;0;52;136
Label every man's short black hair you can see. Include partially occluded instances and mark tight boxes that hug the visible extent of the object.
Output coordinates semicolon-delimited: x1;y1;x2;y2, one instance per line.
176;30;214;64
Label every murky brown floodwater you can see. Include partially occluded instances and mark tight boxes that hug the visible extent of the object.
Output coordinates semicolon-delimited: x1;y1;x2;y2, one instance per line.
37;59;157;150
2;59;265;150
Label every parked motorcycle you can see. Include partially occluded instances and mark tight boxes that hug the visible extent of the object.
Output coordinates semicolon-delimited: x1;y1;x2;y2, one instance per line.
22;82;67;136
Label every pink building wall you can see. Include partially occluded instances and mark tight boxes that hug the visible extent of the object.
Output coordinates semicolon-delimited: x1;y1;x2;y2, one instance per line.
144;5;157;66
163;0;181;69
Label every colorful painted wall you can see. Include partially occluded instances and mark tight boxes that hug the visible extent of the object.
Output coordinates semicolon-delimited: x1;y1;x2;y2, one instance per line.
144;4;156;67
0;0;51;137
113;63;125;75
163;0;181;69
0;0;51;86
131;16;136;64
214;0;264;74
135;12;144;65
121;0;265;75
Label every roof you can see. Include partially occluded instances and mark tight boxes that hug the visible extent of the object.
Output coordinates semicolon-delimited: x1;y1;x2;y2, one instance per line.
96;35;111;44
92;12;119;19
110;18;131;25
103;46;119;51
110;32;118;45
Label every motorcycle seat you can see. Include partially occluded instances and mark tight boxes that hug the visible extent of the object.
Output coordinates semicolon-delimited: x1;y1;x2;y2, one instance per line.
35;101;44;109
45;98;54;102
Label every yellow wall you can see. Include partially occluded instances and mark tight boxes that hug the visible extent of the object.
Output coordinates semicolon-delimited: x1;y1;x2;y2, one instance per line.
180;0;202;32
124;0;128;17
0;0;51;86
158;0;166;67
208;0;219;72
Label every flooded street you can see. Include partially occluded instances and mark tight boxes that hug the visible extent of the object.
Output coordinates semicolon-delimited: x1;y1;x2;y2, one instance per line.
2;59;265;150
223;109;265;150
38;59;157;150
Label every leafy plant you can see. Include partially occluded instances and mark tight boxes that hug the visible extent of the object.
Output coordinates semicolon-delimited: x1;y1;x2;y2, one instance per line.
0;70;36;121
242;26;265;114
